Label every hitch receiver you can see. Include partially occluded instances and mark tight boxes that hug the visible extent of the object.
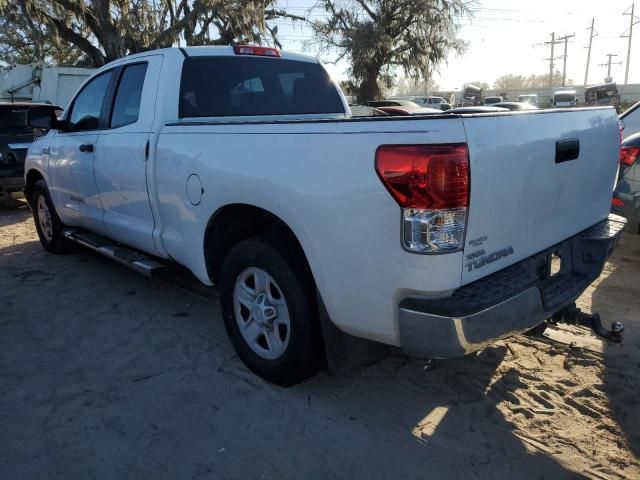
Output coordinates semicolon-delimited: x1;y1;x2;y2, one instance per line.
549;305;624;343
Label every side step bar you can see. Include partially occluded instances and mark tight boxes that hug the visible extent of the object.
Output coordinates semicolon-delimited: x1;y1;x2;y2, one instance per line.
63;228;166;277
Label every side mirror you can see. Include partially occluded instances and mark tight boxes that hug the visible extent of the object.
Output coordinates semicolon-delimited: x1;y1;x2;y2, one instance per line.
27;105;63;130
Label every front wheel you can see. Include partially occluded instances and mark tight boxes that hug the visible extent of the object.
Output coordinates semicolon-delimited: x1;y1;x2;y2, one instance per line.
219;233;323;386
31;179;69;254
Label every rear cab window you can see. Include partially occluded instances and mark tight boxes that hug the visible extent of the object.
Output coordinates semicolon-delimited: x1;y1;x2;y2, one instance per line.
179;56;344;117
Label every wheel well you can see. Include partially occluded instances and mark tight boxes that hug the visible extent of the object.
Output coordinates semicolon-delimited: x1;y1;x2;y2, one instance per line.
204;204;311;285
24;169;44;205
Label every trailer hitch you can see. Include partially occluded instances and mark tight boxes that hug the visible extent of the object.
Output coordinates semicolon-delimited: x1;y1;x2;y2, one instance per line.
549;305;624;343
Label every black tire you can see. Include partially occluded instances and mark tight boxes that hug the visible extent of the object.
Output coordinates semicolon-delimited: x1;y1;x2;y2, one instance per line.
219;232;324;386
31;179;69;254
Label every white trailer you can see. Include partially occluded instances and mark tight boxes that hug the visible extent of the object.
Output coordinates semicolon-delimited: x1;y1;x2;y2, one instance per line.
0;64;95;108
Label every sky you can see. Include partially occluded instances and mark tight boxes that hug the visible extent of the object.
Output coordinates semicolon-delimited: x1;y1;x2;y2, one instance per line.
272;0;640;90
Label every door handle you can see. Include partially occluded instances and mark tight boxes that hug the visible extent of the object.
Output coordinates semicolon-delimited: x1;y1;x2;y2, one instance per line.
555;139;579;163
79;143;94;153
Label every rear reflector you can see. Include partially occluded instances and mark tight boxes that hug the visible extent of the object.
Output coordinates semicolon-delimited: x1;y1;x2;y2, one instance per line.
612;197;625;207
233;45;281;57
620;145;640;167
375;144;470;253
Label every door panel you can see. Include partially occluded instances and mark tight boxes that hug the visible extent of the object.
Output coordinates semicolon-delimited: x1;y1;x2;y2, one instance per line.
95;133;156;253
94;56;162;255
49;69;114;234
49;132;104;233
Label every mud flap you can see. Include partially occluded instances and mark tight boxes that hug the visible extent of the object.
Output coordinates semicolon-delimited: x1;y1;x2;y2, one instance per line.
317;292;390;374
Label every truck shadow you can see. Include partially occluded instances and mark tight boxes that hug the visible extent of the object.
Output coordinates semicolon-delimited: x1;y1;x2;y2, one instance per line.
590;233;640;459
0;234;582;479
301;347;582;478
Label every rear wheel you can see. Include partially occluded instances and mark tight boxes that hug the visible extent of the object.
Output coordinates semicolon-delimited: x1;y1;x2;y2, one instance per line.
31;179;69;253
219;233;323;386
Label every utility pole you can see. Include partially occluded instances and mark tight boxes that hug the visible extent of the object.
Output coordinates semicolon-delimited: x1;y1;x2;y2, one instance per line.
622;3;640;84
584;19;597;86
544;33;561;88
599;53;621;80
558;33;575;87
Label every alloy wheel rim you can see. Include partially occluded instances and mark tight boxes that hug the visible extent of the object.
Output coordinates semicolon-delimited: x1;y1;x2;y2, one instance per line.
233;267;291;360
37;195;53;241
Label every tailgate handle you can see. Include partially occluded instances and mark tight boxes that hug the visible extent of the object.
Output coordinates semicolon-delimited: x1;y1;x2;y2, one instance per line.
555;139;580;163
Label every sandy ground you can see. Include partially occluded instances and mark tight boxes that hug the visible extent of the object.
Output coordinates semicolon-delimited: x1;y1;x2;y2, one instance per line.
1;195;639;480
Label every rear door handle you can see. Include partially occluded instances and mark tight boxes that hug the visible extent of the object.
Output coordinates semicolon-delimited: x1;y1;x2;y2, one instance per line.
555;139;580;163
79;143;94;153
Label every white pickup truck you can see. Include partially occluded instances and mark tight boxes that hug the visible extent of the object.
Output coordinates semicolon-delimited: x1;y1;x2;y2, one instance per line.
24;46;625;385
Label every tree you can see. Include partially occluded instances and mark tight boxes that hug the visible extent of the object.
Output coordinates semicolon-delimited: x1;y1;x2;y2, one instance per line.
493;74;527;91
0;0;303;67
393;76;439;96
312;0;472;102
493;71;574;90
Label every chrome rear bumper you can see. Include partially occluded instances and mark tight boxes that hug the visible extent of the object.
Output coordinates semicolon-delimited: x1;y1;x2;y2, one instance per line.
398;214;626;358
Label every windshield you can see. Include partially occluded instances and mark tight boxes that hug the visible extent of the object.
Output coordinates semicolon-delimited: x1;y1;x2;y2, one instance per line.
555;94;576;102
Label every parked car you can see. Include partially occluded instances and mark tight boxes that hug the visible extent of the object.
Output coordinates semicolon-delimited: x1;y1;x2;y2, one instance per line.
612;132;640;233
619;100;640;138
364;99;442;115
349;104;388;117
492;102;539;111
411;96;452;111
462;84;483;106
518;94;539;106
585;83;619;107
24;45;625;385
553;90;578;108
446;106;509;114
0;102;61;195
483;96;503;105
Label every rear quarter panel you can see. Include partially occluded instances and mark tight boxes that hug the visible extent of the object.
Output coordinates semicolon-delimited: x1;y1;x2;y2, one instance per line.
154;117;467;345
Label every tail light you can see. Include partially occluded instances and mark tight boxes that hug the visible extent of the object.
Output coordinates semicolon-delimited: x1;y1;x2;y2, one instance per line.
233;45;280;57
375;144;470;253
612;197;625;207
620;145;640;168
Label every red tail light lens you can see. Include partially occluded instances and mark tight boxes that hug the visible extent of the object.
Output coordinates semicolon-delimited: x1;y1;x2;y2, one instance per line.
376;144;470;253
620;145;640;167
612;197;625;207
375;144;470;209
233;45;281;57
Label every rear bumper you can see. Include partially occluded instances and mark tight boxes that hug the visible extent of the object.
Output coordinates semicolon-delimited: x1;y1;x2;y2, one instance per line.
398;214;626;358
0;176;25;193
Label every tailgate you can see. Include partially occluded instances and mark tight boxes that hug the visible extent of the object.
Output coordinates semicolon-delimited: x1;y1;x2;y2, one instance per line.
461;108;619;284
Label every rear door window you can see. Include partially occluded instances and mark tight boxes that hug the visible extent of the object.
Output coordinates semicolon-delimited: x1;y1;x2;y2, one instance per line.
110;63;148;128
179;56;344;117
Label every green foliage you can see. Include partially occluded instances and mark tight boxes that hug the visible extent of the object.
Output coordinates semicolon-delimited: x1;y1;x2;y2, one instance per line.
0;0;302;67
313;0;472;102
493;71;574;90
